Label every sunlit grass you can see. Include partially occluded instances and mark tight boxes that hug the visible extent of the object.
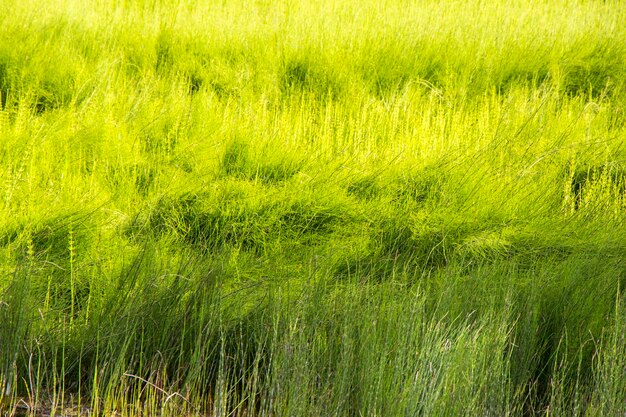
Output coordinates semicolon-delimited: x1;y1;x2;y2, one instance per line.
1;0;626;415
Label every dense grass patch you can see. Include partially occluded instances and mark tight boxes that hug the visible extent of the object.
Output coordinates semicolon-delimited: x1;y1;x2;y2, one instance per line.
1;0;626;415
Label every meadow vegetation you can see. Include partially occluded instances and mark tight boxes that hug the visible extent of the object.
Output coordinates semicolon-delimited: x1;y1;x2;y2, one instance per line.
1;0;626;415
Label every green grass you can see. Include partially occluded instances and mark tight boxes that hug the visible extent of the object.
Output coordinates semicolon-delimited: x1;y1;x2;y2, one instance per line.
1;0;626;415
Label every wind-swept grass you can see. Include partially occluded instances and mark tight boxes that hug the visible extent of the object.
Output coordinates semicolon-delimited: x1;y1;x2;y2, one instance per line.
1;0;626;415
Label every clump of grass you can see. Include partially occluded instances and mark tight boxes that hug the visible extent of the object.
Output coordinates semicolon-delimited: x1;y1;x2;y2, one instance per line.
126;180;354;256
221;139;303;184
561;43;625;99
0;55;13;110
281;56;343;98
587;291;626;415
346;174;381;201
566;162;626;212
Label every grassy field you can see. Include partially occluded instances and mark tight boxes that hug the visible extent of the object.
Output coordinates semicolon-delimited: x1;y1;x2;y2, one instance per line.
1;0;626;415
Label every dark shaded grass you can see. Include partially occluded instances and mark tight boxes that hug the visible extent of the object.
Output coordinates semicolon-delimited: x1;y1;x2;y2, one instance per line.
0;56;10;110
567;162;626;210
2;244;625;415
280;57;343;99
221;140;302;185
125;186;351;254
561;43;625;99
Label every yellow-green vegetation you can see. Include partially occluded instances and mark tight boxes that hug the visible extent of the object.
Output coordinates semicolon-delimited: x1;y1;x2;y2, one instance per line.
1;0;626;415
